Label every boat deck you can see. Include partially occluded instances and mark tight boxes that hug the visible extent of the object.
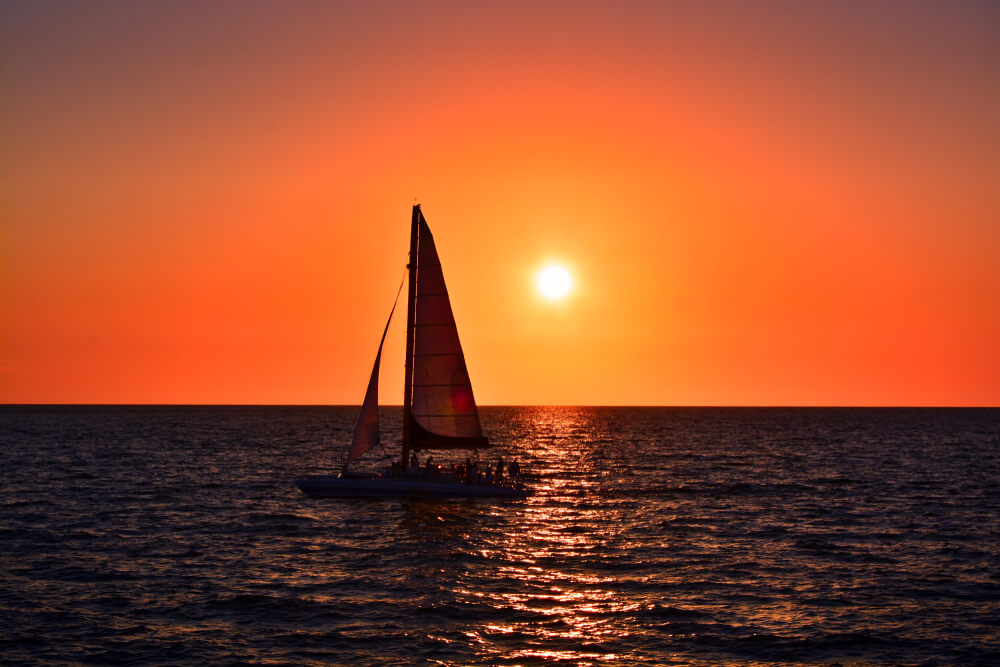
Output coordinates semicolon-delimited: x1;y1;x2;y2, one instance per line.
296;473;530;499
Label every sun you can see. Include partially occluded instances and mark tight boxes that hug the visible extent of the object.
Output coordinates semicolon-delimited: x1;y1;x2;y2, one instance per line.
537;264;572;300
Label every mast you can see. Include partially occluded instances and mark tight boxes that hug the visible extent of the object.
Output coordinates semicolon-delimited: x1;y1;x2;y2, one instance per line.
401;204;420;468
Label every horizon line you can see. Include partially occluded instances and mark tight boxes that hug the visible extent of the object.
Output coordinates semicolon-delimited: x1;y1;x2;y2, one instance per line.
2;403;997;409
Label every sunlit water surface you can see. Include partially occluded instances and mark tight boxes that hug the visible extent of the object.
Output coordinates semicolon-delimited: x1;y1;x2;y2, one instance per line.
2;406;998;665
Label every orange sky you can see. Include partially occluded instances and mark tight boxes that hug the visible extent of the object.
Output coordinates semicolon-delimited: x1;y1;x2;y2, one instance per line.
2;1;998;406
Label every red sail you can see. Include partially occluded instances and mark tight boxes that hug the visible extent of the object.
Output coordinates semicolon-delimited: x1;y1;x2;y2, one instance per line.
344;338;383;471
409;213;489;450
344;276;404;470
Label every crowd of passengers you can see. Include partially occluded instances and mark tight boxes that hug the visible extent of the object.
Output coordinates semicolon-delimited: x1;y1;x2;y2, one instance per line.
387;453;522;484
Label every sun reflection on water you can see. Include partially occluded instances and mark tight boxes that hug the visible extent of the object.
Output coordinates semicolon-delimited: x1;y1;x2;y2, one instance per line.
441;407;651;663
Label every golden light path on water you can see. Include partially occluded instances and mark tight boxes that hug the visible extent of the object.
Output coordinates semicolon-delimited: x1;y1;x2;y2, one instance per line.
441;408;651;664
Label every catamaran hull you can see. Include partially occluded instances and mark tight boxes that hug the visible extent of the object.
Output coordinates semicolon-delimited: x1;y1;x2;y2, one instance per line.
296;475;529;499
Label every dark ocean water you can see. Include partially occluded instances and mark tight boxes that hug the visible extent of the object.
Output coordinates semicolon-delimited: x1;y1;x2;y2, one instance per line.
1;406;998;665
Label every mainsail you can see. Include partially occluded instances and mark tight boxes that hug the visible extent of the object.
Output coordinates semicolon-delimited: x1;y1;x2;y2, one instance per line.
407;208;489;451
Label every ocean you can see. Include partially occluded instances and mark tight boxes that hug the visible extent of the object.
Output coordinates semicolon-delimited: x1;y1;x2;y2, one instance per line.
1;406;998;665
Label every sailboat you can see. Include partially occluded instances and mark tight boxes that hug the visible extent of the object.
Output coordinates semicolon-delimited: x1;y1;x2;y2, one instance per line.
296;205;529;499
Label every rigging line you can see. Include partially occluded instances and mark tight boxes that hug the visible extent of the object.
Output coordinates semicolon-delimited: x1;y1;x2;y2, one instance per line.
370;265;407;352
371;265;406;366
391;266;407;311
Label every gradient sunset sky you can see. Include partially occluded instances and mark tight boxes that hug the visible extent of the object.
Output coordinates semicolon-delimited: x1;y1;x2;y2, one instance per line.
2;1;997;406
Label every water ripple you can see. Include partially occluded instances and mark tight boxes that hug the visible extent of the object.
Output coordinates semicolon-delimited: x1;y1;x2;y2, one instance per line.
2;405;998;664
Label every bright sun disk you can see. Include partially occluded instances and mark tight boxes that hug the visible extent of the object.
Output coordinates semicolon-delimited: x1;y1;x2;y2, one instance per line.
537;265;572;300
